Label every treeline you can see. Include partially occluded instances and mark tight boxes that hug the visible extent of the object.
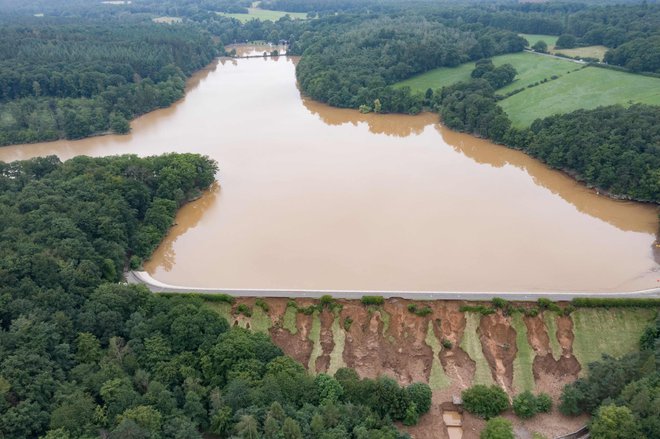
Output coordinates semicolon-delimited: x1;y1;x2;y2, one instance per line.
296;15;525;113
434;66;660;202
558;316;660;439
0;19;217;145
0;153;426;438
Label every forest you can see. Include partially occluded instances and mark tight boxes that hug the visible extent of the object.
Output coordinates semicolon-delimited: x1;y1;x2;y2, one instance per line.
0;20;217;145
0;154;431;438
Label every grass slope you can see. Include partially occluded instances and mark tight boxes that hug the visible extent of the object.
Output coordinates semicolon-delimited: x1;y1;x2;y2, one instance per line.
395;52;579;94
460;313;494;385
217;7;306;22
307;311;322;372
425;322;452;390
327;311;347;375
542;312;562;361
511;313;535;392
571;308;656;375
500;66;660;127
555;45;608;61
283;304;298;334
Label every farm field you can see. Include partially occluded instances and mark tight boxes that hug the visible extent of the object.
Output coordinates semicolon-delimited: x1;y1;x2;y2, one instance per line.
555;45;608;61
395;51;580;94
216;7;307;22
500;66;660;126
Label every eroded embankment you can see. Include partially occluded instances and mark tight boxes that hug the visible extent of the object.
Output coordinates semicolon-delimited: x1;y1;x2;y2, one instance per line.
205;298;653;439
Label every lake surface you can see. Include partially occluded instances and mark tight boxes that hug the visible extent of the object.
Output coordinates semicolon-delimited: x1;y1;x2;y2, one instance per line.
1;55;658;292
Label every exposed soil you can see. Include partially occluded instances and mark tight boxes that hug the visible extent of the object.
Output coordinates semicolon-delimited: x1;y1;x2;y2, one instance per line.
478;313;518;393
246;298;587;439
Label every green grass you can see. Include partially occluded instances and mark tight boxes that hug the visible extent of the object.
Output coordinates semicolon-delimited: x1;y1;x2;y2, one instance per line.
283;304;298;334
205;301;233;320
425;322;452;390
395;51;579;94
250;306;272;333
542;312;562;361
571;308;656;375
500;66;660;127
520;34;558;50
327;311;347;376
307;311;322;372
555;45;608;61
217;7;307;22
511;313;535;393
460;313;494;385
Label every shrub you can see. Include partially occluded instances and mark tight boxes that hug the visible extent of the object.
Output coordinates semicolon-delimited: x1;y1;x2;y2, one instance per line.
129;255;142;269
408;304;432;317
462;385;509;419
480;417;514;439
236;303;252;317
491;298;507;309
460;305;495;315
406;382;432;415
442;338;453;349
255;298;269;312
320;295;334;307
571;298;660;308
361;296;385;306
204;294;236;304
536;393;552;413
343;317;353;331
513;391;538;419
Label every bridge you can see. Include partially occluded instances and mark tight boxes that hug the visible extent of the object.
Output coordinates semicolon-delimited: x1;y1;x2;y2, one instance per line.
126;271;660;301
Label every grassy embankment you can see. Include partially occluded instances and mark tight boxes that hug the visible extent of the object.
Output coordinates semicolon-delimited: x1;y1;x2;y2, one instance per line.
217;7;307;22
394;51;660;127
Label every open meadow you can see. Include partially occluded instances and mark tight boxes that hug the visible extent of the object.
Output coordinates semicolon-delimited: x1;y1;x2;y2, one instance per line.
216;7;307;22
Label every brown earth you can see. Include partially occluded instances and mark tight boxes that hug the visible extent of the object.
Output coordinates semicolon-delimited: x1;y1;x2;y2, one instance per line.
223;298;588;439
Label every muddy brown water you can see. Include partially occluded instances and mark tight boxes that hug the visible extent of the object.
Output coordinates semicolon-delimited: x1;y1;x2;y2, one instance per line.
0;55;658;292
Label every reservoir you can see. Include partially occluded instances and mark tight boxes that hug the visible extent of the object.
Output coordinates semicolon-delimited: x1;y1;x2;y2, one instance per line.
0;55;657;292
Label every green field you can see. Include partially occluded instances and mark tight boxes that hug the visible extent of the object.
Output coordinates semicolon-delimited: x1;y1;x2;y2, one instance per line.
520;34;558;49
217;7;307;22
555;45;608;61
395;51;580;94
572;308;656;375
500;66;660;127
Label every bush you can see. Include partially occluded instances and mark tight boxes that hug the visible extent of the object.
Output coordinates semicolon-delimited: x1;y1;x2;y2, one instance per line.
460;305;495;315
536;393;552;413
202;294;235;304
513;391;538;419
129;255;142;269
406;383;432;415
571;298;660;308
361;296;385;306
480;417;514;439
462;385;509;419
491;298;507;309
320;295;334;306
255;298;269;312
407;304;433;317
236;303;252;317
442;338;453;349
343;317;353;331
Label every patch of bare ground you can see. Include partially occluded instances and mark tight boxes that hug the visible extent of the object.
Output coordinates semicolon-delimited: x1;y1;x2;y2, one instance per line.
478;312;517;393
504;411;589;439
269;299;315;366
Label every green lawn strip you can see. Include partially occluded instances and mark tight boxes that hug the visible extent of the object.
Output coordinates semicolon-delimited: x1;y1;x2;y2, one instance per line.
460;312;494;385
216;8;306;22
395;51;577;94
425;322;452;390
307;310;322;372
519;33;559;49
500;66;660;127
542;312;562;361
380;309;391;337
250;306;272;333
511;313;535;393
327;310;347;376
283;304;298;334
571;308;656;375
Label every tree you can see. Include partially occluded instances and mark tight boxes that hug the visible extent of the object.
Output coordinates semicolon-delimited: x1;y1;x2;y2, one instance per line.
282;417;303;439
235;415;259;439
590;405;645;439
532;40;548;53
513;391;538;419
555;35;577;49
406;382;432;415
462;385;510;419
481;417;514;439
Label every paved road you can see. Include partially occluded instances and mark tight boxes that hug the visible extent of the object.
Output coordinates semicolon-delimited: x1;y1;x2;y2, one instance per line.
126;271;660;301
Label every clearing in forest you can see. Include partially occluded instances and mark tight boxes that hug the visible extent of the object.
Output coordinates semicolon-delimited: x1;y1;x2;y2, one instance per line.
216;7;307;22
